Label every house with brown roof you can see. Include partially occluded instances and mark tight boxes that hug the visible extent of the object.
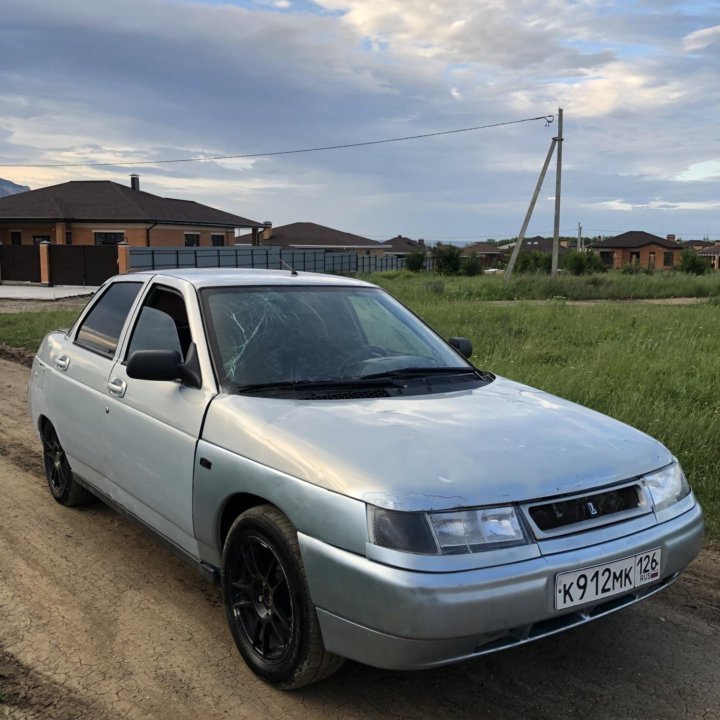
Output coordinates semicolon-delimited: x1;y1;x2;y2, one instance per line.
381;235;426;256
503;236;570;256
697;243;720;270
460;241;505;266
237;222;385;256
0;175;263;247
589;231;682;270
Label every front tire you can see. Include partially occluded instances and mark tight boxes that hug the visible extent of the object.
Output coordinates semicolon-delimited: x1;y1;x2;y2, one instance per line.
221;505;344;689
41;421;89;507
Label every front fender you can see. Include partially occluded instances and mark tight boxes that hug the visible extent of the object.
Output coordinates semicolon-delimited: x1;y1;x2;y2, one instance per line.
192;439;368;568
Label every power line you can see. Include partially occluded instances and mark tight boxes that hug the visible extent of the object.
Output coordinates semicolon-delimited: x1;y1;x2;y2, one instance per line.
0;114;554;169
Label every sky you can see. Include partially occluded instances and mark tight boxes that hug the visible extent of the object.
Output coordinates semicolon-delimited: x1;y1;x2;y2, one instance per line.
0;0;719;243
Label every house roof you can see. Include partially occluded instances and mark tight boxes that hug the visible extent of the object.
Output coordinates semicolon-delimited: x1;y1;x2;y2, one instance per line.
507;236;569;254
239;222;382;249
381;235;425;254
589;231;682;250
0;180;263;228
461;242;504;256
697;244;720;256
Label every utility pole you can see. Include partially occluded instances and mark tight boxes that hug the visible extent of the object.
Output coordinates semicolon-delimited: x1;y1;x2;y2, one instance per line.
551;107;564;277
504;136;558;280
578;221;582;252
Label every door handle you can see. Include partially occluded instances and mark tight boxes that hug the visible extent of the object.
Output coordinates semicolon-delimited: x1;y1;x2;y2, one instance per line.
107;377;127;398
55;354;70;371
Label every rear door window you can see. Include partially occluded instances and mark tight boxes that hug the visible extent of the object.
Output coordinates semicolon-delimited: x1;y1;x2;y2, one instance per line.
75;282;142;357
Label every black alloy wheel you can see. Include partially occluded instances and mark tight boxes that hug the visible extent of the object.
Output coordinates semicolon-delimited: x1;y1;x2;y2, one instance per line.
227;535;294;663
41;421;88;506
222;505;344;689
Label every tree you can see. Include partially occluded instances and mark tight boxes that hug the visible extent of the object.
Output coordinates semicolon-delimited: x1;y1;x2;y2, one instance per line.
432;243;462;275
463;253;483;276
679;248;711;275
405;250;426;272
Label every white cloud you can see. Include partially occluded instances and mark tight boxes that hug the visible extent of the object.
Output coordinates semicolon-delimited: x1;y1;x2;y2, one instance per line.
683;24;720;51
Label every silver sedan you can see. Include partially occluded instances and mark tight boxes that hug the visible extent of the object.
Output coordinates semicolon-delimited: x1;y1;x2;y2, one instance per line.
28;269;704;688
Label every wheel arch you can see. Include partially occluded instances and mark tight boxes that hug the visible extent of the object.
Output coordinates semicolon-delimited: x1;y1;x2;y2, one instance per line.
37;413;50;435
218;492;278;553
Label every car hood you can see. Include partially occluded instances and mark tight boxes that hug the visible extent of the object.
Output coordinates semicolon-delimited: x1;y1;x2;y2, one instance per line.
203;377;672;511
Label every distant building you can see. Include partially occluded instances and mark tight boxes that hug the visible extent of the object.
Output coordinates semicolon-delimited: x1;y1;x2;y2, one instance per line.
237;222;385;256
460;242;505;266
0;175;263;247
697;243;720;270
589;231;682;270
503;236;570;255
684;240;715;252
381;235;427;256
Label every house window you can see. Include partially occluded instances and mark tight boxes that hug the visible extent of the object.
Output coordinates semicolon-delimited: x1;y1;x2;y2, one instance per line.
94;232;125;245
630;251;640;264
10;231;21;245
33;235;51;245
663;251;674;267
599;251;613;267
211;234;225;247
648;251;655;268
185;233;200;247
65;231;73;245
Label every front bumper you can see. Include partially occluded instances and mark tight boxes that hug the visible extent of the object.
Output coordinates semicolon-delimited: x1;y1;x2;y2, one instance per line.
299;502;704;670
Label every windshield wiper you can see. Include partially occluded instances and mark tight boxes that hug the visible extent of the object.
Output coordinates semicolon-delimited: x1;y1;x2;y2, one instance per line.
232;376;401;395
359;367;479;381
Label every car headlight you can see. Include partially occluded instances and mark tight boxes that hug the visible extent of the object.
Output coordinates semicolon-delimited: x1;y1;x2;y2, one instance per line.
643;461;691;511
367;505;530;555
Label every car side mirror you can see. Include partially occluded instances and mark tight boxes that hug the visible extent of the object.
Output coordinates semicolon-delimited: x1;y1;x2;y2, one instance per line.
126;342;202;389
449;336;473;359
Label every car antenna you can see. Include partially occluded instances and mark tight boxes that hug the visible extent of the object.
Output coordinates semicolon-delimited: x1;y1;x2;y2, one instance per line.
279;257;298;276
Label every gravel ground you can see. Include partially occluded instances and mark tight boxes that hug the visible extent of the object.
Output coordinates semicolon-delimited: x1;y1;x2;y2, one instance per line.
0;357;718;720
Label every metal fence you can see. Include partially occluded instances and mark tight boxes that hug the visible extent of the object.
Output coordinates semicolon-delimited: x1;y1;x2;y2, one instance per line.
128;247;410;275
0;245;41;282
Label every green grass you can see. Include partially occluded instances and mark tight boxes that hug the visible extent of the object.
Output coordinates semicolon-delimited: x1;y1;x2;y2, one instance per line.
0;310;79;351
364;269;720;302
1;297;717;540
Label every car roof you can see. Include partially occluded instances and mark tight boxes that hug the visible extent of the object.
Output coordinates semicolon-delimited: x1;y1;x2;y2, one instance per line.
126;268;377;289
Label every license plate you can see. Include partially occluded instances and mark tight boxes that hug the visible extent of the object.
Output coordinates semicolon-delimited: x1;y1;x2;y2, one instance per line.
555;548;661;610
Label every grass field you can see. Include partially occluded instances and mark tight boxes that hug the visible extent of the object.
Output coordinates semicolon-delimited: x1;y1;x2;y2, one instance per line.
365;269;720;301
1;292;717;539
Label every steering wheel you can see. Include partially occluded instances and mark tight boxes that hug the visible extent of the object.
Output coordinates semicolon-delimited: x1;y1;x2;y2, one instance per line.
339;345;390;373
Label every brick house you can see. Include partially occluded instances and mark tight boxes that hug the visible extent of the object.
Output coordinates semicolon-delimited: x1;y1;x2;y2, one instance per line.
589;231;682;270
237;222;385;256
0;175;263;247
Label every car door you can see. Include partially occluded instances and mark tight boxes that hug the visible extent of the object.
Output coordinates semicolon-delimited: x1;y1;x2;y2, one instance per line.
103;278;216;556
44;279;144;490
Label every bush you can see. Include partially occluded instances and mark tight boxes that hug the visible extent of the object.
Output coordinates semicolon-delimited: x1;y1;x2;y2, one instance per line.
405;251;426;272
515;251;551;274
560;250;606;276
621;262;643;274
462;253;483;277
679;248;711;275
431;244;462;275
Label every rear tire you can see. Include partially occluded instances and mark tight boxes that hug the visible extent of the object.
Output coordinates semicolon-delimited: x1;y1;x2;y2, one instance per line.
221;505;344;689
41;421;89;507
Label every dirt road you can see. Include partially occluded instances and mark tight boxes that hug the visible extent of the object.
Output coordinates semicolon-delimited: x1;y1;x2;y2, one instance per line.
0;357;718;720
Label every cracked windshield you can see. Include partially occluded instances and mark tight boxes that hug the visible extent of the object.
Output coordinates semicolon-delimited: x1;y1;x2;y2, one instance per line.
202;286;466;388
